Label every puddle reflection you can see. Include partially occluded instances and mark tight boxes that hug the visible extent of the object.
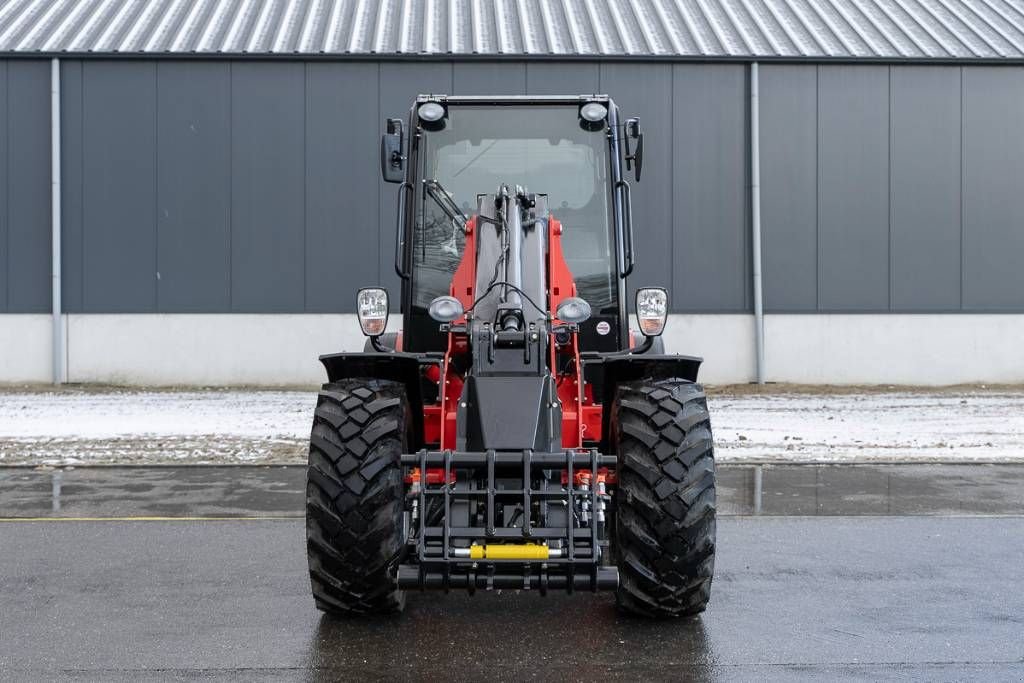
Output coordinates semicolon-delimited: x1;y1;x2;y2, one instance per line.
304;594;715;680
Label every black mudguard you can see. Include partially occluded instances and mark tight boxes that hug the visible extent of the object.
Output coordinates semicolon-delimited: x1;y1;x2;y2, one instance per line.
590;353;704;452
319;351;428;449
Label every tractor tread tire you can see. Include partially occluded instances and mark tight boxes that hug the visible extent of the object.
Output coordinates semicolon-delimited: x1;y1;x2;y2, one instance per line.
613;378;716;618
306;378;408;616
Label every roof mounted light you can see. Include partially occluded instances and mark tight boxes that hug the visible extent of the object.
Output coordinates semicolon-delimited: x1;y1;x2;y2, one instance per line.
579;102;608;123
418;101;446;123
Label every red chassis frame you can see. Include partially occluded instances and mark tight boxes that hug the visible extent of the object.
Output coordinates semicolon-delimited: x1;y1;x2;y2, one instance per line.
416;214;604;460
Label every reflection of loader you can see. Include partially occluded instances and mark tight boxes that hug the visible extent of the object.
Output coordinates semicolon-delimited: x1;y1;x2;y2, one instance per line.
306;95;715;617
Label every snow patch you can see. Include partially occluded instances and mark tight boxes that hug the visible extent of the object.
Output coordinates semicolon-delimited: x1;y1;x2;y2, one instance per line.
1;388;1022;465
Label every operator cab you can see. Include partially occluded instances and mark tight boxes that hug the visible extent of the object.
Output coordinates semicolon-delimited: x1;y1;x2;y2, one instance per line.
383;96;642;354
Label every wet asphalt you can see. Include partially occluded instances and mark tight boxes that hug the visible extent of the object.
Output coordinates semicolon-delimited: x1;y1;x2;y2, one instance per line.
1;465;1023;681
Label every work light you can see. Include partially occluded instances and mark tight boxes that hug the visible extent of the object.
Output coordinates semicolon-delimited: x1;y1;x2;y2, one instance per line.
555;296;592;324
635;287;668;337
417;101;446;123
356;288;389;337
579;102;608;122
428;295;464;323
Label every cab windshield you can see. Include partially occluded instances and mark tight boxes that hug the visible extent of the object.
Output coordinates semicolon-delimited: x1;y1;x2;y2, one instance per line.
411;105;616;314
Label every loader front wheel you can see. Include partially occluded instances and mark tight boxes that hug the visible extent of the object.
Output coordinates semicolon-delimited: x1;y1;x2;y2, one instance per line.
612;378;716;617
306;378;409;615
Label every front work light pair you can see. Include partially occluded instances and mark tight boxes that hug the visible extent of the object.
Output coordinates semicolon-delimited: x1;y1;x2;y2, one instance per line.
358;287;669;341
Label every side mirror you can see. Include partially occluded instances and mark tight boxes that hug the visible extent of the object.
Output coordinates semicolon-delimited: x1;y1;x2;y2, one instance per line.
624;118;643;182
380;118;404;184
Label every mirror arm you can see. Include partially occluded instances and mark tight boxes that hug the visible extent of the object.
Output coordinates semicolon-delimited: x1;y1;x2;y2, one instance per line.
623;128;634;171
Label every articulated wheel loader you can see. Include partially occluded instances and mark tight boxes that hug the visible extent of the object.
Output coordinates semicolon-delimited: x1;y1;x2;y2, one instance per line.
306;95;716;617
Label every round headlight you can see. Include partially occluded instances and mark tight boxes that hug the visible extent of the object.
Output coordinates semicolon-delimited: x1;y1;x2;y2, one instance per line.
555;296;592;324
428;295;464;323
418;101;446;123
580;102;608;123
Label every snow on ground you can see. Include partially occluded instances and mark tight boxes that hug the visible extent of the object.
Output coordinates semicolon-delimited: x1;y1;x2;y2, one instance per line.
0;387;1022;465
0;390;314;465
710;390;1024;462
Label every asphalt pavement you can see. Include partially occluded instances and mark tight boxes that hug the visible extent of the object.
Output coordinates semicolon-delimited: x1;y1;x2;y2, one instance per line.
1;465;1023;681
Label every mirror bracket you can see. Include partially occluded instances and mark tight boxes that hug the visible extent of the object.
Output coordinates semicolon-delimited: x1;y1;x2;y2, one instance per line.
381;118;405;183
623;117;643;182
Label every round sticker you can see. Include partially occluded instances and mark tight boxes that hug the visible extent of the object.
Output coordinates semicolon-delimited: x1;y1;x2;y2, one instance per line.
595;321;611;336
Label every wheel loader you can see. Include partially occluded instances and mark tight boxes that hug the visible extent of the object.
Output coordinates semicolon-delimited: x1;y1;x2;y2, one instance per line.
306;95;715;617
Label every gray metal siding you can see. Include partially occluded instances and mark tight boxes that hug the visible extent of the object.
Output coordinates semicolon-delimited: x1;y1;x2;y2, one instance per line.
759;64;817;312
3;60;51;313
82;61;157;313
230;62;306;313
453;62;526;95
525;63;599;95
305;62;380;313
600;63;674;310
60;60;83;313
962;66;1024;310
156;61;231;312
0;58;1016;316
0;61;6;312
817;65;891;311
890;66;962;310
670;64;749;312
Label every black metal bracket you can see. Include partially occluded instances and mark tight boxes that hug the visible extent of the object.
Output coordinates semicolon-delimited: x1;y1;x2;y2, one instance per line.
401;448;617;593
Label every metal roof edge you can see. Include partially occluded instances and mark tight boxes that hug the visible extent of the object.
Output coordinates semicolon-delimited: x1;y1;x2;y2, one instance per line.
3;51;1023;66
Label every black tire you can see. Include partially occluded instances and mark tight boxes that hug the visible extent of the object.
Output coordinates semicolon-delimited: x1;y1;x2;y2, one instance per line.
306;378;409;615
612;378;716;617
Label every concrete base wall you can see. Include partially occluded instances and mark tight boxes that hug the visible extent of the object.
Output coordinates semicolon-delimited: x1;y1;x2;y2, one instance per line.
763;314;1024;385
1;313;1022;386
0;315;52;383
66;314;376;386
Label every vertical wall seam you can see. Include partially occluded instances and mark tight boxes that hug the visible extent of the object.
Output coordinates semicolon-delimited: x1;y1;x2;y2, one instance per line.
745;64;751;314
814;64;820;312
153;61;160;312
376;61;381;292
78;61;83;313
888;65;894;312
68;62;75;312
750;61;765;384
959;66;965;310
375;62;382;314
227;61;233;312
302;62;308;312
4;61;9;312
50;58;63;383
669;63;675;313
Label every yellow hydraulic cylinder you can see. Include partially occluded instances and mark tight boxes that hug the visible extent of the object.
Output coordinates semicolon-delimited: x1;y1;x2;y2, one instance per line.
468;544;550;560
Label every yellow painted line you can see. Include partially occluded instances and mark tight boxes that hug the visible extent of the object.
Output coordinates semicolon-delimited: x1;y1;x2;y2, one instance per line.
0;515;302;522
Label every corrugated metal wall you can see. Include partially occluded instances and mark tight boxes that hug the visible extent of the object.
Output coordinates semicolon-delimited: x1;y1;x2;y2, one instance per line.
0;60;51;313
3;59;1024;314
760;63;1024;312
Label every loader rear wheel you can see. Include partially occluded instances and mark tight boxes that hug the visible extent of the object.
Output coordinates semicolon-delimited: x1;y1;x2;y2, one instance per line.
612;379;716;617
306;378;409;615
